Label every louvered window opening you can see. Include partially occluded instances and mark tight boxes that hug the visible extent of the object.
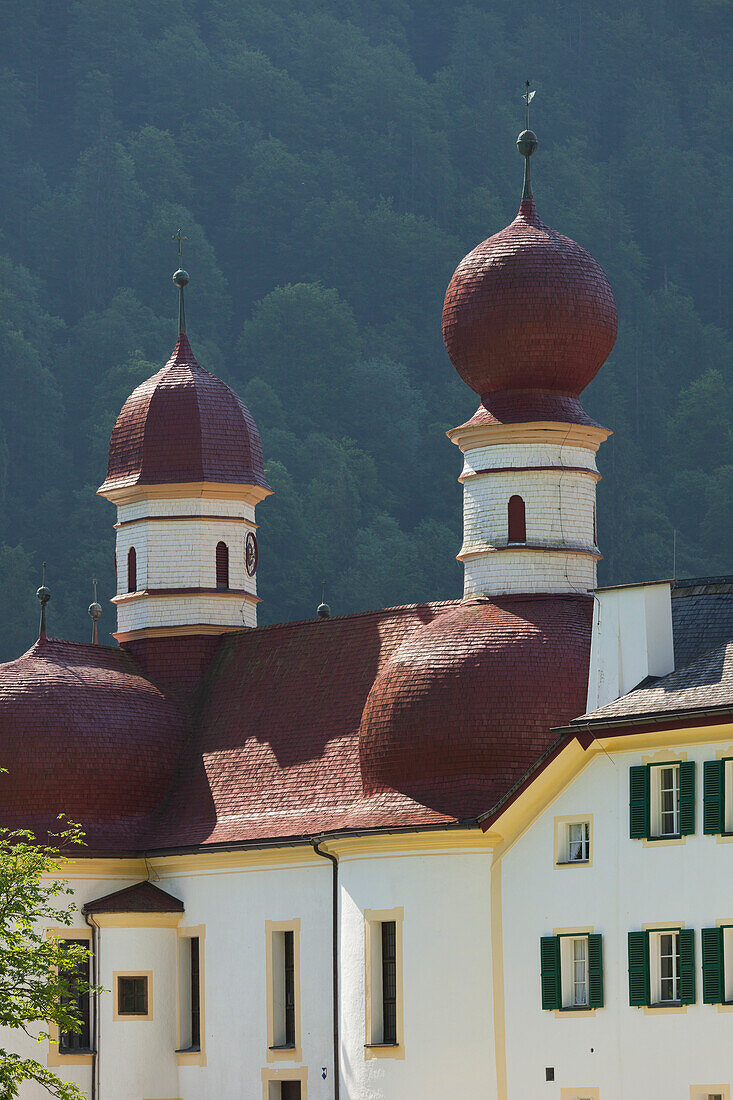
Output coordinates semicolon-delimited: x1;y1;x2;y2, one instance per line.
284;930;295;1047
216;541;229;590
381;920;397;1044
59;939;91;1051
127;546;137;593
190;937;201;1048
507;495;526;543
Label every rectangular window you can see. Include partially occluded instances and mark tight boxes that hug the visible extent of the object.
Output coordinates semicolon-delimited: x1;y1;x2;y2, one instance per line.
116;975;149;1016
656;931;680;1003
59;939;91;1052
653;764;680;837
541;933;603;1011
266;920;301;1062
264;1077;306;1100
630;761;696;839
632;927;696;1008
567;822;590;863
178;935;202;1050
364;908;404;1056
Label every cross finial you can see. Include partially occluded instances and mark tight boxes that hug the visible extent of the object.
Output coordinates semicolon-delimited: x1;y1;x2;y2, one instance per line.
172;228;188;268
523;80;535;130
36;561;51;641
88;576;102;645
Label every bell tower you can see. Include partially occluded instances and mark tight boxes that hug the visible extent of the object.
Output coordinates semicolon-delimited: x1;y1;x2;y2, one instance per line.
442;92;616;598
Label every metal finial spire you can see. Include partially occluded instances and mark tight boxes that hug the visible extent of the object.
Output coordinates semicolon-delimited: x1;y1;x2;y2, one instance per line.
317;579;330;619
88;578;102;645
172;229;190;336
36;561;50;641
517;81;538;201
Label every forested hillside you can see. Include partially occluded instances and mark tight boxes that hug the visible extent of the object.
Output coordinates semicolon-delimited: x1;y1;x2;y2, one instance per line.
0;0;730;656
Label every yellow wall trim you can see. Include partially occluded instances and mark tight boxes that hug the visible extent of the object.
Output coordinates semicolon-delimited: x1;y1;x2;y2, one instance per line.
322;828;495;861
689;1088;730;1100
265;919;302;1064
91;912;182;928
98;480;272;506
261;1066;308;1099
561;1089;600;1100
490;859;507;1100
363;907;405;1060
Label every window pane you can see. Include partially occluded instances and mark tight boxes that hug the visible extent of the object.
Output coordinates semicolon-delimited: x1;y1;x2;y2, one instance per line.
659;766;679;835
190;938;200;1048
567;822;589;861
658;933;679;1003
572;938;588;1006
284;931;295;1046
118;976;147;1015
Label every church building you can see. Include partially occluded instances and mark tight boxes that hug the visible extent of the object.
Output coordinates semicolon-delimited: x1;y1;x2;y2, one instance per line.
1;120;732;1100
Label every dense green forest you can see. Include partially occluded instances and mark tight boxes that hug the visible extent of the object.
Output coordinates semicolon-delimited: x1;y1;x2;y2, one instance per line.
0;0;730;656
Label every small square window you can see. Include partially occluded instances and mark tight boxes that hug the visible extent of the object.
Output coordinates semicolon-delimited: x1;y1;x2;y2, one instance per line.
650;763;680;838
555;816;592;866
116;974;149;1017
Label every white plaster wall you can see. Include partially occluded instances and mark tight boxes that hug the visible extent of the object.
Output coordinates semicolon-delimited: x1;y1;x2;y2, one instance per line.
461;471;598;554
461;441;599;477
117;592;257;632
339;848;495;1099
501;738;733;1099
463;549;596;597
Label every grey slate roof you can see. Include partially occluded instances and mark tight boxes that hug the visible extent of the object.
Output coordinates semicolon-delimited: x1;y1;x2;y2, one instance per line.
574;577;733;727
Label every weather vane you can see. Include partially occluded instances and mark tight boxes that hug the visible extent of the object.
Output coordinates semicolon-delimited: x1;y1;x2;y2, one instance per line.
172;229;190;336
517;81;538;202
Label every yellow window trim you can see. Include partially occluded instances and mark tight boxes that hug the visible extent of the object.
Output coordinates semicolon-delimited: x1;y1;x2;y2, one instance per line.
363;907;405;1061
176;924;206;1067
46;927;93;1067
93;912;182;928
641;749;688;765
261;1065;308;1099
561;1090;600;1100
553;814;593;869
690;1087;730;1099
265;919;302;1063
112;971;153;1021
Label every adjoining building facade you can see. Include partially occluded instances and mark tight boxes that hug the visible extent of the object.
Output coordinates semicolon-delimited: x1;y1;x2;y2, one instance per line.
1;124;731;1100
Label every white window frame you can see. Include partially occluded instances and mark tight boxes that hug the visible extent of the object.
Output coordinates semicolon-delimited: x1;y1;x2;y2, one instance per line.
554;815;593;868
650;763;680;838
649;929;680;1005
560;935;589;1009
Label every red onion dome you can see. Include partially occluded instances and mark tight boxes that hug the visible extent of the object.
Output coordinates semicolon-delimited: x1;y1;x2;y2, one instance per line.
100;333;271;494
442;198;617;402
0;638;187;849
359;595;593;816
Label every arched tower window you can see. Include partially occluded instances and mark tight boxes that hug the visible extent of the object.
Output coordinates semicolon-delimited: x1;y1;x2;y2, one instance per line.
127;547;137;593
216;541;229;590
508;495;526;544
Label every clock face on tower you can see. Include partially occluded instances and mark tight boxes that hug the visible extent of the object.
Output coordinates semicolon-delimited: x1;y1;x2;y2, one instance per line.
245;531;258;577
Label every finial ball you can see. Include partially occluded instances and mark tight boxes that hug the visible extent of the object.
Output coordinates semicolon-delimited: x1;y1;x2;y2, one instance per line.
36;585;50;605
88;602;102;621
173;268;190;288
317;602;331;619
516;129;538;158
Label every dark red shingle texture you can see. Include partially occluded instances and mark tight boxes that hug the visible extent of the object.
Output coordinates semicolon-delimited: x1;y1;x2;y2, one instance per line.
0;638;187;849
442;199;617;407
100;333;270;492
359;595;593;817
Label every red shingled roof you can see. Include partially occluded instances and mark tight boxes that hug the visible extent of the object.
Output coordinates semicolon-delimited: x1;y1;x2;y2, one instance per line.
442;199;617;403
100;333;271;493
0;637;187;849
144;595;592;849
84;880;184;913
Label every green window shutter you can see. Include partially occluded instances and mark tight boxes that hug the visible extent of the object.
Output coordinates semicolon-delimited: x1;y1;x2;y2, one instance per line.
628;930;649;1007
701;927;725;1004
587;933;604;1008
703;760;725;835
629;765;649;839
679;761;696;835
540;936;561;1010
678;928;696;1004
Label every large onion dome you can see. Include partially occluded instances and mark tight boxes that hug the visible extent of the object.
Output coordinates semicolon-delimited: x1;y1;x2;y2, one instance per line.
442;120;617;421
99;332;270;494
0;638;186;849
359;596;593;816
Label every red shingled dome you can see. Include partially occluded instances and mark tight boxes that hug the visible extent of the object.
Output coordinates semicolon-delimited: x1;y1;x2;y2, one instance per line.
100;333;271;493
0;638;187;849
442;199;617;403
359;595;593;816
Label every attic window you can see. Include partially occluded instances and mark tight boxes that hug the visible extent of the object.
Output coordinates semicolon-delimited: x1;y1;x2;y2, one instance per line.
127;547;137;593
216;541;229;590
508;495;526;544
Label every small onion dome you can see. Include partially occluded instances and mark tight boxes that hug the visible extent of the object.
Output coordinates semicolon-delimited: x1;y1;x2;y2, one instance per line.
359;595;593;815
0;638;186;849
442;199;617;411
99;333;271;494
